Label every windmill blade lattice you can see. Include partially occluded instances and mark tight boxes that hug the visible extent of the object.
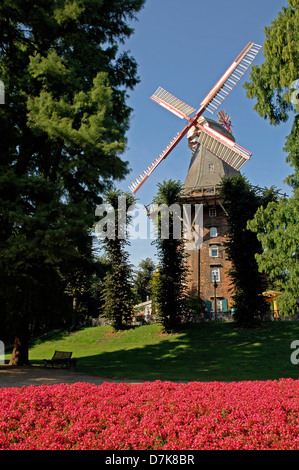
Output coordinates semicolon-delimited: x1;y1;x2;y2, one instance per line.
195;123;251;171
128;127;189;194
201;42;262;115
150;87;196;120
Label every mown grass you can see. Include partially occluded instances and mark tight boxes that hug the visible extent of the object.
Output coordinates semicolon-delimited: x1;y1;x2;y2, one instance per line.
10;321;299;382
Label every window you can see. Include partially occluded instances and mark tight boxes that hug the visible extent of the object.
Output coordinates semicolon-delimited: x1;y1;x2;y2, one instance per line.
209;207;216;217
210;245;218;257
211;299;222;312
210;227;217;237
211;267;220;282
208;163;214;171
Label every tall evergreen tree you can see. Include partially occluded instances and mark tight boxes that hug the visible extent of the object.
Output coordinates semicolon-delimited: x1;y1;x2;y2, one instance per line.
0;0;145;364
133;258;155;304
244;0;299;315
152;180;189;331
99;189;136;330
219;175;278;325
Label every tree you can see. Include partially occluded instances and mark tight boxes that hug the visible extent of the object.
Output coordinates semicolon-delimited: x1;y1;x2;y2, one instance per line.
219;175;278;325
152;180;189;331
99;189;136;330
247;194;299;316
244;0;299;315
0;0;145;364
243;0;298;188
243;1;298;132
133;258;155;304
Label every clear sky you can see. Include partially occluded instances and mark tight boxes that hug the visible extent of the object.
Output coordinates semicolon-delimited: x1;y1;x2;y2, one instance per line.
105;0;294;269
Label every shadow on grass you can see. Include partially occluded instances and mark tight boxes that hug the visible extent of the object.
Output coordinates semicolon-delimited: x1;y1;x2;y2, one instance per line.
72;322;299;382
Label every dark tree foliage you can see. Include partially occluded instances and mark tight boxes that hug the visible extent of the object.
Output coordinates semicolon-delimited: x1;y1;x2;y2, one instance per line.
152;180;189;332
0;0;145;363
219;175;278;325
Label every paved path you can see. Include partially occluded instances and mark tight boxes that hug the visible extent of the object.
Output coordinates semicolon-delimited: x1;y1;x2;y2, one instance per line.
0;365;142;388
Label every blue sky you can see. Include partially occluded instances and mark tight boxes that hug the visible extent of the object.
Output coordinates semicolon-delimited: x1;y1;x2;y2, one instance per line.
110;0;294;268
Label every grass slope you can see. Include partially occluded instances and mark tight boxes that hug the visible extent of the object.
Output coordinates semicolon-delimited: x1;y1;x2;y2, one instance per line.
25;322;299;382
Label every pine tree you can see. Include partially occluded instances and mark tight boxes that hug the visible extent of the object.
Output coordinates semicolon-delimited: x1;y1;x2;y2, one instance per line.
0;0;145;363
133;258;156;304
152;180;189;331
99;189;136;330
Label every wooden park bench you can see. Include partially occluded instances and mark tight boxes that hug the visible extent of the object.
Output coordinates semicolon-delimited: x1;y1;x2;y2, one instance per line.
43;350;76;369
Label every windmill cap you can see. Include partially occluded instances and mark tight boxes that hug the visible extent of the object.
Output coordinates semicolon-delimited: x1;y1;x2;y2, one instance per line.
203;117;235;142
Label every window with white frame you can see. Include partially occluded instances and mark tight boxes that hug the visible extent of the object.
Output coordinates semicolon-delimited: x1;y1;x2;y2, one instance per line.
209;207;216;217
210;245;218;257
210;227;217;237
211;267;220;282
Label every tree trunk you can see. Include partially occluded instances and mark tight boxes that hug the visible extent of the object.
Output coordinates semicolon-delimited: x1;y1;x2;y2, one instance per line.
9;326;29;366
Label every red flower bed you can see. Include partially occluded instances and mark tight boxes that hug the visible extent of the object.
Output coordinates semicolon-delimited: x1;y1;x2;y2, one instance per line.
0;379;299;450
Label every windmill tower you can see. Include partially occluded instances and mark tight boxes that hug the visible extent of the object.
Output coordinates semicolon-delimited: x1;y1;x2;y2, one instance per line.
129;42;262;313
181;114;238;313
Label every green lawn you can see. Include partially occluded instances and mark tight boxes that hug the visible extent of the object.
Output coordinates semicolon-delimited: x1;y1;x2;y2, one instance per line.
11;321;299;382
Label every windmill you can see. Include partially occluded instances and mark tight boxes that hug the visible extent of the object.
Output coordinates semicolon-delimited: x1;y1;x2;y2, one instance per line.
128;42;262;195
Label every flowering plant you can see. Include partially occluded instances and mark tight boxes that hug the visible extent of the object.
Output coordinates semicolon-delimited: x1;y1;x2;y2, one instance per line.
1;379;298;450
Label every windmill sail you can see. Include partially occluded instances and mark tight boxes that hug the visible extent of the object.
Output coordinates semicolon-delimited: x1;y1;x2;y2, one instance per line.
128;126;189;194
200;42;262;115
195;123;251;170
150;87;196;120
